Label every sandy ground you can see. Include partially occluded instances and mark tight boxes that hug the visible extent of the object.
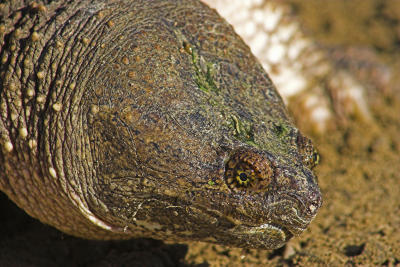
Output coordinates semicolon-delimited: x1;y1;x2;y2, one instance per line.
1;1;399;266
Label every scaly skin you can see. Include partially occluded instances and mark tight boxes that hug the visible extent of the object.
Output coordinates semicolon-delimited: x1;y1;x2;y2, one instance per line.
0;0;321;249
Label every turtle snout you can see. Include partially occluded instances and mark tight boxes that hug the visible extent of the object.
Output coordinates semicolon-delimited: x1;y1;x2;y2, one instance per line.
303;186;322;218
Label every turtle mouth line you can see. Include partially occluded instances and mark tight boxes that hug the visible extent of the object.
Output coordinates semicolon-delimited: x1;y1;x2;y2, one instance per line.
246;223;294;241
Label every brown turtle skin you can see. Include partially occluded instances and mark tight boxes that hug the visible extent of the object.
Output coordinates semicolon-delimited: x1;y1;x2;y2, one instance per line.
0;0;321;249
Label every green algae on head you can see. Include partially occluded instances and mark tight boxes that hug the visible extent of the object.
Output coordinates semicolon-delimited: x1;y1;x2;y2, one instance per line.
0;0;321;249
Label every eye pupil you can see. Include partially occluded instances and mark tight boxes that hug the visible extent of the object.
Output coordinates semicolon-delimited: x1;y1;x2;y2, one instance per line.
239;172;248;181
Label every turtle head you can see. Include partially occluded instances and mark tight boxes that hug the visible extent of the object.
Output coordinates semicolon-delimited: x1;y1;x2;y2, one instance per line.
83;0;321;249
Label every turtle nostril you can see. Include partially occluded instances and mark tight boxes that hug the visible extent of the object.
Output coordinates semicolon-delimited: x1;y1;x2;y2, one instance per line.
308;202;318;215
307;190;322;216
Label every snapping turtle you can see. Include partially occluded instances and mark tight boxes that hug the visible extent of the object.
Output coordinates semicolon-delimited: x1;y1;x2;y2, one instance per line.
0;0;321;249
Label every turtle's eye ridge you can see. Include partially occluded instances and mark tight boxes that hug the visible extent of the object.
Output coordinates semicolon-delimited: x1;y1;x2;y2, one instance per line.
225;150;274;192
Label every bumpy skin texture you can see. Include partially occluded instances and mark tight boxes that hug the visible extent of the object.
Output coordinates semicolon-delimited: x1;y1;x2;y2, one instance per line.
0;0;322;249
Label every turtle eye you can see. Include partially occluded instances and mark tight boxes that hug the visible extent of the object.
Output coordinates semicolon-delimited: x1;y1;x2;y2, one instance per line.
296;133;319;169
303;147;319;169
225;150;273;192
311;149;320;168
235;169;255;187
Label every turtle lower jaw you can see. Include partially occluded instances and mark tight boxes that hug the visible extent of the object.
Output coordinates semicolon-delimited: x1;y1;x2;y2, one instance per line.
225;222;294;249
250;222;298;239
236;221;308;240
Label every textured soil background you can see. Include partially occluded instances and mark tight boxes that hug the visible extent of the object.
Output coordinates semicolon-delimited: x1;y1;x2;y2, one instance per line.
1;1;400;266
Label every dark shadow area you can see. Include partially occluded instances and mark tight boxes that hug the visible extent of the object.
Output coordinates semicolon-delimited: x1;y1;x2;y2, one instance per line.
0;193;205;267
343;243;366;257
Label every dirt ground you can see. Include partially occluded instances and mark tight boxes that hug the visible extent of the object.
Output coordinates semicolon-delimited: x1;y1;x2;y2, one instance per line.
1;1;399;266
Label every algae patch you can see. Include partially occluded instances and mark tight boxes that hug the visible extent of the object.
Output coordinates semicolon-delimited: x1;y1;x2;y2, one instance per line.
229;115;258;147
185;43;219;94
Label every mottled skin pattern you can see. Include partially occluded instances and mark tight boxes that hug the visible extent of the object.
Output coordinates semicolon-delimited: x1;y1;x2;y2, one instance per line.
0;0;322;249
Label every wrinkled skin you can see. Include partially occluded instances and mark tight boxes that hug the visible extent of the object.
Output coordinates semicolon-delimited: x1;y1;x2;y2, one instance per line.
0;0;321;249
